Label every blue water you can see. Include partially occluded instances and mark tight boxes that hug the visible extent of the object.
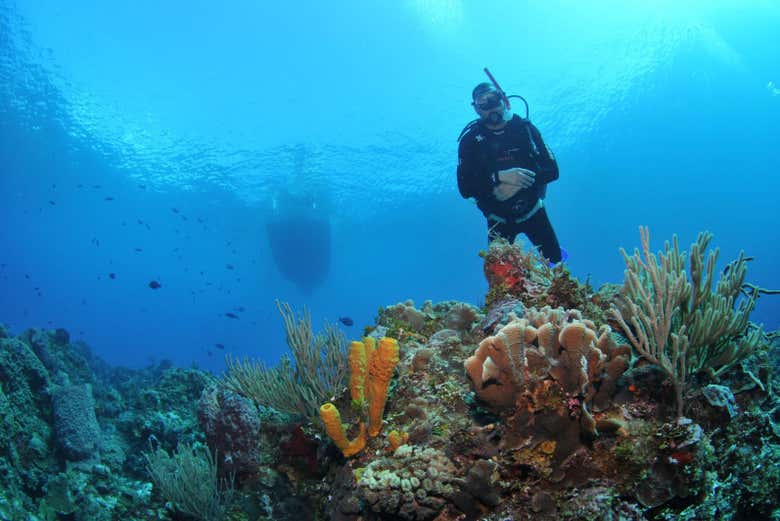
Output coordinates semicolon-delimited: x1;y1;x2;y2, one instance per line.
1;1;778;371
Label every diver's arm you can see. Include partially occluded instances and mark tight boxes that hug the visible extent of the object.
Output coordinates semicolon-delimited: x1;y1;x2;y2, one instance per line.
457;136;496;200
528;123;559;184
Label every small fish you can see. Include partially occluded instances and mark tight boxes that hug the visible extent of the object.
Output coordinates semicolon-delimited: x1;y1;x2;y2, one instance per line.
138;184;146;190
25;274;30;279
215;343;225;350
135;247;143;252
48;200;56;205
104;196;115;201
339;316;354;327
226;264;234;270
225;312;239;319
171;208;179;214
109;273;116;279
93;184;102;189
149;280;162;289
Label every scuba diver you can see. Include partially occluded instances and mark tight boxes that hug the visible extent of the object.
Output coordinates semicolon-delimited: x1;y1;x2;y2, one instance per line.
457;69;563;264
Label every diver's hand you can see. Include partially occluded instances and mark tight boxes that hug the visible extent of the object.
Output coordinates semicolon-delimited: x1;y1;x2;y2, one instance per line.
498;168;536;189
493;182;521;202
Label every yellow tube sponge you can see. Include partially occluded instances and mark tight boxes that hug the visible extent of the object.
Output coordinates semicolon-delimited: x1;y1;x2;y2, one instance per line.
348;341;368;408
319;402;367;457
367;337;400;437
362;337;376;398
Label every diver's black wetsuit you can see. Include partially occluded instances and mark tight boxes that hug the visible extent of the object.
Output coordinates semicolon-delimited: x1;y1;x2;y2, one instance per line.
457;114;562;263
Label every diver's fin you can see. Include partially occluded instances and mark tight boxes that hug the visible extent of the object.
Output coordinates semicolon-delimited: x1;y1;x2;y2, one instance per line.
548;247;569;268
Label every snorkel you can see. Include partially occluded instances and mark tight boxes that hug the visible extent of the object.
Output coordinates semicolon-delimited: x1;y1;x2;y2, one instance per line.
483;67;511;110
483;67;530;120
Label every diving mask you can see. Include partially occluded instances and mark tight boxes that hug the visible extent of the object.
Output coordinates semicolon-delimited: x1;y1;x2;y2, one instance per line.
474;92;503;111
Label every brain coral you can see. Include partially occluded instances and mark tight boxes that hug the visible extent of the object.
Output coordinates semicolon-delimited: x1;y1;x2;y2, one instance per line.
357;445;459;521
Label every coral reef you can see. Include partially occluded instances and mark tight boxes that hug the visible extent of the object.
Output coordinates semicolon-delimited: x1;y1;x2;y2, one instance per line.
480;238;595;315
0;230;777;521
0;327;204;520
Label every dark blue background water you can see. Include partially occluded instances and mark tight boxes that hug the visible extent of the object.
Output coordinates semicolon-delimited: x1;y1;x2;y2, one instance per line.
1;1;778;371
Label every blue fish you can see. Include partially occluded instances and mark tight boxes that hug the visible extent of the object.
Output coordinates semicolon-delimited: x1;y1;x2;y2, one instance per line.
338;316;354;327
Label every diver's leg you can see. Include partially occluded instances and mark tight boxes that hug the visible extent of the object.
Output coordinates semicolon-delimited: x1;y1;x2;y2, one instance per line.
521;208;562;263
